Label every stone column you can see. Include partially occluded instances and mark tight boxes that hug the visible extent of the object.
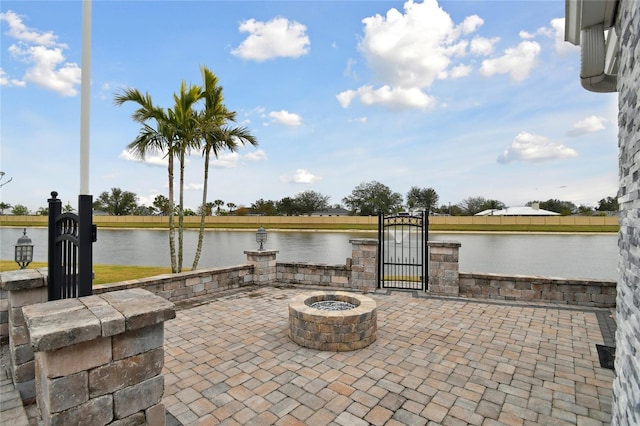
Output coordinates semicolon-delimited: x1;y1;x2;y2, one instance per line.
428;241;461;296
349;238;378;291
1;268;48;403
22;288;175;426
245;250;278;285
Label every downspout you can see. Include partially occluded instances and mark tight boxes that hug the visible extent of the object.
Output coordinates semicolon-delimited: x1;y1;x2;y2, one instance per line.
580;24;618;93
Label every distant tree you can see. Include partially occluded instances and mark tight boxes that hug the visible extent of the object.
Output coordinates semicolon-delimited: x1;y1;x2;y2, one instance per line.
458;197;506;215
133;205;156;215
153;195;172;216
0;202;11;215
252;199;277;216
295;190;330;215
578;205;594;215
406;186;439;213
226;202;237;214
342;181;403;215
94;188;138;215
528;199;576;216
63;201;75;213
277;197;299;216
11;204;29;215
213;199;225;215
36;207;48;216
183;208;197;216
597;196;619;212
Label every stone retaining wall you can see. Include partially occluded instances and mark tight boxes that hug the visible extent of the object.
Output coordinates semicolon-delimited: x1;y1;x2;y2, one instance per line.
459;273;616;307
277;263;350;288
92;265;253;300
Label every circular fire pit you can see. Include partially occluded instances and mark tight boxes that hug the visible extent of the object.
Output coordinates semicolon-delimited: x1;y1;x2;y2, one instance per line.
289;291;377;351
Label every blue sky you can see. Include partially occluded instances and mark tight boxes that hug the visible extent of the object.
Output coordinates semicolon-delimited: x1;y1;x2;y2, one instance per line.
1;0;618;213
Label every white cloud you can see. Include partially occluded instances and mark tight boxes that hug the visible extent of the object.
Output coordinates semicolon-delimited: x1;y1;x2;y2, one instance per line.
231;17;310;61
519;18;576;55
549;18;578;54
349;117;368;123
338;0;492;110
359;0;471;90
0;10;81;96
337;85;436;110
497;131;578;164
0;10;59;46
336;90;358;108
479;41;541;82
212;152;240;169
459;15;484;34
184;183;204;191
119;149;168;167
244;149;268;162
470;36;499;55
567;116;607;137
269;110;302;127
0;68;26;87
280;169;322;184
450;64;472;79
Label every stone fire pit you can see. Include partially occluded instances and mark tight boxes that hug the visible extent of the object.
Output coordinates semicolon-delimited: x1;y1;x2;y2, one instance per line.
288;291;377;351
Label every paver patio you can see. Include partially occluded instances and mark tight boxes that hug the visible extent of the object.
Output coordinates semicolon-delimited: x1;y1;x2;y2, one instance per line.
162;285;615;425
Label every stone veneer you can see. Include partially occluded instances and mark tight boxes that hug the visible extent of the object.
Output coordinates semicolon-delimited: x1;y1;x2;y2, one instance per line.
22;288;175;426
613;1;640;423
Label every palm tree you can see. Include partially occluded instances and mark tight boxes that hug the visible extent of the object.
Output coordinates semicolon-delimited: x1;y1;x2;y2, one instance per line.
168;81;203;272
191;67;258;270
213;199;224;215
114;89;180;273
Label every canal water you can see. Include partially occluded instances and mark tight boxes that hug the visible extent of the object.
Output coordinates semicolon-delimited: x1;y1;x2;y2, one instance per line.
1;227;618;281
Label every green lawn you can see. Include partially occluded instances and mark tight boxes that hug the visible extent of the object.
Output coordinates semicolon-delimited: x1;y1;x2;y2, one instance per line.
0;260;174;285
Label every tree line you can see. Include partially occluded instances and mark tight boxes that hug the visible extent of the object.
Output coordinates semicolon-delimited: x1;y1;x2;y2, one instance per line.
3;184;617;218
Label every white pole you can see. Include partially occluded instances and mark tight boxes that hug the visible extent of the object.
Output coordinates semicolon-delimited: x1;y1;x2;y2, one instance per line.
80;0;92;195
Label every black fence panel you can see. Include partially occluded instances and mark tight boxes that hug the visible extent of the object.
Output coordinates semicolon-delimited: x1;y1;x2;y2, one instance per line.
378;211;429;291
48;191;95;301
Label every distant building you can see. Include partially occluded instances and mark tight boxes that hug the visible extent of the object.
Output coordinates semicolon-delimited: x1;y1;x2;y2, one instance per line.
311;207;351;216
475;206;560;216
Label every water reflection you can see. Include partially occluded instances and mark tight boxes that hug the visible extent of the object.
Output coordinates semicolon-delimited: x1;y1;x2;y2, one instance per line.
0;227;617;280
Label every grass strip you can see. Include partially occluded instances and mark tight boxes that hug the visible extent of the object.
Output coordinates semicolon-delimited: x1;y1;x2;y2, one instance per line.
0;260;174;285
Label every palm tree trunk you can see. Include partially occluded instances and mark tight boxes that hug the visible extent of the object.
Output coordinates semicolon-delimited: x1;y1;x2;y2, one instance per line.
178;148;185;272
168;154;177;273
192;147;210;270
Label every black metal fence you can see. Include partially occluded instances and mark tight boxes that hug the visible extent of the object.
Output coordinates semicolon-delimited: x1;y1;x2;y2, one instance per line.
378;211;429;291
48;191;95;300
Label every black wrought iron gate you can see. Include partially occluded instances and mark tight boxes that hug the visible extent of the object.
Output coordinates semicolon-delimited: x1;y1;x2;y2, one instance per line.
48;191;95;300
378;211;429;291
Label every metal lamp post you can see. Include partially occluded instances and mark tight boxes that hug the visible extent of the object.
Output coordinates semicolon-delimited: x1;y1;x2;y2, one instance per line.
256;226;267;251
15;228;33;269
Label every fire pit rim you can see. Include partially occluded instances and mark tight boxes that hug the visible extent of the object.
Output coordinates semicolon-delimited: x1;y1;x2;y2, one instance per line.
289;291;376;317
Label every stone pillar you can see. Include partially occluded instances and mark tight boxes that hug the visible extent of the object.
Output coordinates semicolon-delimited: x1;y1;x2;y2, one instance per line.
1;268;48;403
245;250;278;285
613;2;640;424
22;288;175;426
428;241;461;296
349;238;378;291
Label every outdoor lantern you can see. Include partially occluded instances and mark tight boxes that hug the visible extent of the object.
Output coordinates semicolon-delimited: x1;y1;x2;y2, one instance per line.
256;226;267;251
15;228;33;269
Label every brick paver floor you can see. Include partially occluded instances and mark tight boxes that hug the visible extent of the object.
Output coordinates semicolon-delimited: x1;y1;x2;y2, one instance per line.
163;286;614;425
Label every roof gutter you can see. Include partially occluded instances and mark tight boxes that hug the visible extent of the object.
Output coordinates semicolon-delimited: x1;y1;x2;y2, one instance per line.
564;0;619;93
